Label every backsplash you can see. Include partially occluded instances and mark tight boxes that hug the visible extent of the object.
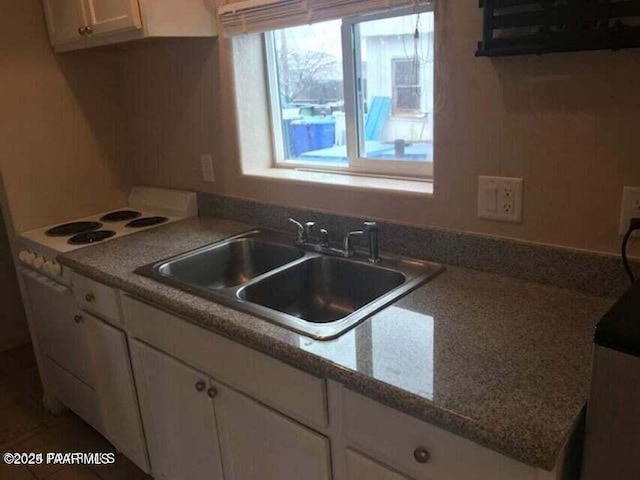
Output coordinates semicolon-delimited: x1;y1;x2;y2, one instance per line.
199;192;636;298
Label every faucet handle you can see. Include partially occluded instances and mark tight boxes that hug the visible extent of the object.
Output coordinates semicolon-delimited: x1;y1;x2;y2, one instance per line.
363;221;378;231
319;228;330;247
304;222;317;237
288;218;305;243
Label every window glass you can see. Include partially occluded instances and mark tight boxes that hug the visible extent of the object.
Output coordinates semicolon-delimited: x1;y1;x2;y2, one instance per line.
354;13;434;163
270;20;347;165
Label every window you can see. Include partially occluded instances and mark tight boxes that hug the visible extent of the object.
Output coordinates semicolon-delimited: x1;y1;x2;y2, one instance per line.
265;6;434;178
392;58;422;115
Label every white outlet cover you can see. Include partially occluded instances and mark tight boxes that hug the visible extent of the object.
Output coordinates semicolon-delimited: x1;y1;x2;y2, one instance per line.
200;154;215;183
619;186;640;235
478;176;524;223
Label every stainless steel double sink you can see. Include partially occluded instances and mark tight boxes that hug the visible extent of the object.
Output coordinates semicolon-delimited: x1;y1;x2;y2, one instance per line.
135;230;444;340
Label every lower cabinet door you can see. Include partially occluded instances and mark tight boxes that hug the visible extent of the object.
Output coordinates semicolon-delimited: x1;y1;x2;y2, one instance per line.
84;314;149;472
129;339;224;480
214;383;332;480
346;449;412;480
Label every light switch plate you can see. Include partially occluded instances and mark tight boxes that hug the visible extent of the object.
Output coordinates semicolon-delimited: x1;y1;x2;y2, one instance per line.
478;176;523;223
619;186;640;235
200;154;215;183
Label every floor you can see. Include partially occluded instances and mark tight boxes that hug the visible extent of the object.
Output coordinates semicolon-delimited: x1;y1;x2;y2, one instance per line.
0;344;151;480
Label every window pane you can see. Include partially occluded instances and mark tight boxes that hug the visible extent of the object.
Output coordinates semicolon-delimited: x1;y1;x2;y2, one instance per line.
355;12;434;163
271;21;347;166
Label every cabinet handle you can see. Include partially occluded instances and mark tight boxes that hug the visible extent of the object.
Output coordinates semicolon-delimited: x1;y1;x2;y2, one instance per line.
195;380;206;392
73;314;83;324
85;293;95;303
85;25;93;35
207;387;218;399
413;447;430;464
78;26;86;35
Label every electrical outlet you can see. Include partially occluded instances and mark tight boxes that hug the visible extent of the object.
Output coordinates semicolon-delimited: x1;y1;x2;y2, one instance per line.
478;176;523;223
619;186;640;235
200;154;215;183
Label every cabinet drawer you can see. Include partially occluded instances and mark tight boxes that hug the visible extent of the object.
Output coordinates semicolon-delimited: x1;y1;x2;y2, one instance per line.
346;449;412;480
72;272;122;325
342;389;536;480
123;295;328;431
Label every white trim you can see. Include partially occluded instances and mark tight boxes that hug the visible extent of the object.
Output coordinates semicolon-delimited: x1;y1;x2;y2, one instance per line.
243;167;434;196
264;33;286;162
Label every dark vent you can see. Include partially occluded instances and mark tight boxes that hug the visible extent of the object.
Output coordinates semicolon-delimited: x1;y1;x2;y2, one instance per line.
476;0;640;57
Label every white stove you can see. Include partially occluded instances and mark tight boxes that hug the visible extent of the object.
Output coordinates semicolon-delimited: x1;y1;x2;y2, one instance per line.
17;187;197;283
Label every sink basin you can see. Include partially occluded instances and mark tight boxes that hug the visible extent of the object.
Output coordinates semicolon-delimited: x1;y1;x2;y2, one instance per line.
136;229;444;340
156;237;304;289
239;256;405;323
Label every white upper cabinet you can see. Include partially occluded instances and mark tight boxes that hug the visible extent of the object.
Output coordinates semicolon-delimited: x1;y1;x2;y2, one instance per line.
42;0;89;45
84;0;141;37
41;0;217;52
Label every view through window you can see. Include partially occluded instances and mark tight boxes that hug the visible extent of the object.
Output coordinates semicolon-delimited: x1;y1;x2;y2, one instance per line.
267;8;435;177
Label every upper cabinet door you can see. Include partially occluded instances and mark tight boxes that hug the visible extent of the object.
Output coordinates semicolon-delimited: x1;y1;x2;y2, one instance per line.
84;0;142;36
42;0;88;45
215;383;332;480
129;339;224;480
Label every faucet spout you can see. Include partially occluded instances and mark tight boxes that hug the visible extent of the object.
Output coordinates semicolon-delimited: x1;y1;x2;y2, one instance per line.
288;218;305;244
343;230;364;257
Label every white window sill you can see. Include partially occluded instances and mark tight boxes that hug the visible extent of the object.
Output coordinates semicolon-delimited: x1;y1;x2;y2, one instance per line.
243;168;434;196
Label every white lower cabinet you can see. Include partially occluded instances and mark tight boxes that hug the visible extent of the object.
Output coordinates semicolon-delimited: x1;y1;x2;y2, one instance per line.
130;338;224;480
346;449;411;480
83;313;149;472
216;386;331;480
130;338;332;480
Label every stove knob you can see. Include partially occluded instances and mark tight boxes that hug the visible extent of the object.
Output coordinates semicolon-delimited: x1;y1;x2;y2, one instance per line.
33;256;45;270
42;261;54;275
18;250;29;263
23;251;36;266
50;262;62;277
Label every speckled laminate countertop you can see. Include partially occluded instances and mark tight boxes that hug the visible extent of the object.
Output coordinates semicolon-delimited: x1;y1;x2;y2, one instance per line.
58;217;615;471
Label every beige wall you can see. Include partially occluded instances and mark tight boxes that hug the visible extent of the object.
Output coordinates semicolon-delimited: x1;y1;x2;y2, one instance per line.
0;0;131;234
0;177;28;350
120;1;638;257
0;0;133;349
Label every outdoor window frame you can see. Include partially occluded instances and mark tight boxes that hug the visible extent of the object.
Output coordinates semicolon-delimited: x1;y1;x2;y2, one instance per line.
264;4;434;179
391;57;423;116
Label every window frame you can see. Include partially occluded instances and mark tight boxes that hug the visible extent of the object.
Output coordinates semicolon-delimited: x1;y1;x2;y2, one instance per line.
264;5;434;179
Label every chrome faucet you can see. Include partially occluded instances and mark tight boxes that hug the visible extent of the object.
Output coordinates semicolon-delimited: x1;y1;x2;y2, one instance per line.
289;217;381;263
